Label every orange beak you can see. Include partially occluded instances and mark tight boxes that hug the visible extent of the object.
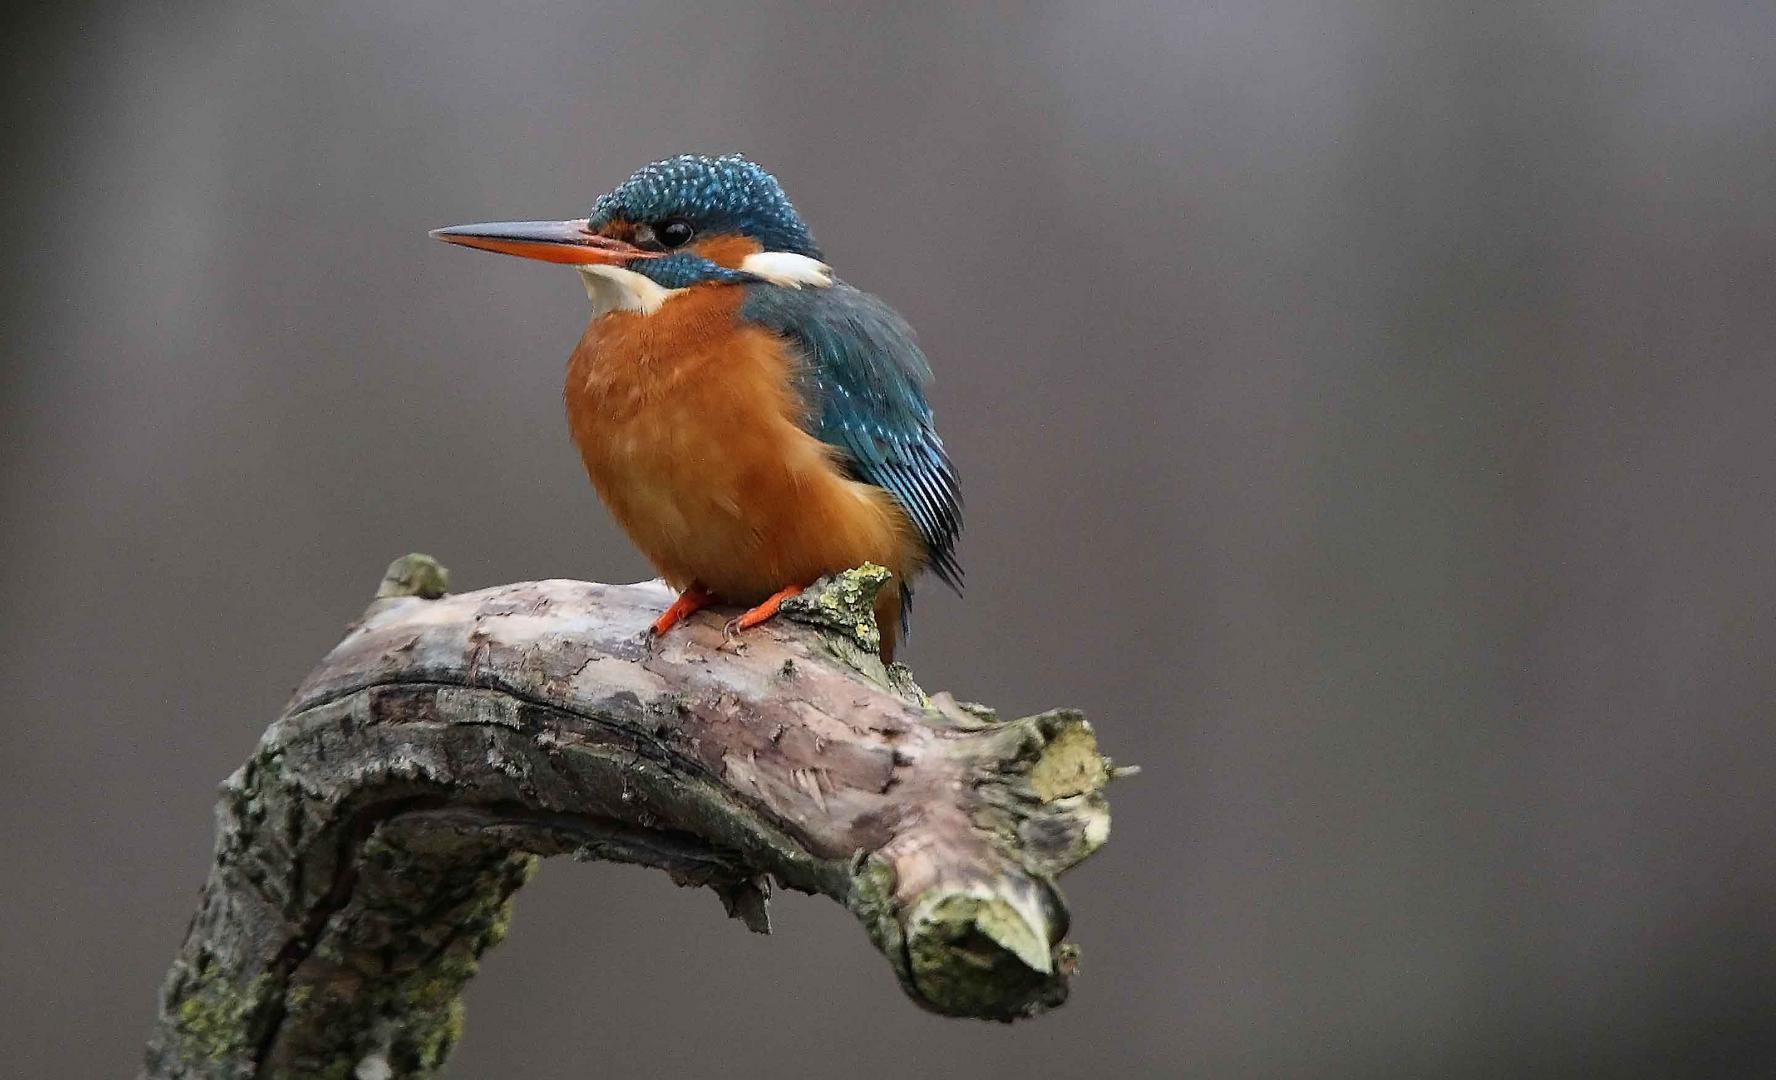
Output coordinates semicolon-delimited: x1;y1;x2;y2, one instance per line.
428;219;660;265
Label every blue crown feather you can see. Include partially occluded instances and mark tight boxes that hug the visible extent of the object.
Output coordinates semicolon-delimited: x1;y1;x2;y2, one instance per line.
587;154;822;258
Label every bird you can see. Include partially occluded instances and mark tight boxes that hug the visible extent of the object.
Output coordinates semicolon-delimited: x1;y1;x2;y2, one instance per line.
431;154;961;661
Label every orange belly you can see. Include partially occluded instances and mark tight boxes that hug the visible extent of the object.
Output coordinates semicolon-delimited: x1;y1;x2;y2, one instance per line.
564;285;920;611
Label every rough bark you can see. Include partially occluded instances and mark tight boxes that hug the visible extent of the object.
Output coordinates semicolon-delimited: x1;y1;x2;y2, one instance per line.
143;555;1120;1079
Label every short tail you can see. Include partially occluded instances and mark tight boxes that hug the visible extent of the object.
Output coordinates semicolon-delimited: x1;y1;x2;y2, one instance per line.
875;584;905;663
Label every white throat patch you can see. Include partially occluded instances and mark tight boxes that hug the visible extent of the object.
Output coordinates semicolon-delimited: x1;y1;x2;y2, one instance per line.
577;265;682;317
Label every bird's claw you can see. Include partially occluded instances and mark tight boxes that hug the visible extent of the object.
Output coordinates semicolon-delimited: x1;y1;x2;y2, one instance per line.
719;617;748;653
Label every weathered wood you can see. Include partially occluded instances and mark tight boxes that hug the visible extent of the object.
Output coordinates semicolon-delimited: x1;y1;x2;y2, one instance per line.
144;555;1118;1079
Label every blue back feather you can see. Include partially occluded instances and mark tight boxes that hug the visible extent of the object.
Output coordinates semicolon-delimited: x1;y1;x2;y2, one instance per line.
740;283;964;611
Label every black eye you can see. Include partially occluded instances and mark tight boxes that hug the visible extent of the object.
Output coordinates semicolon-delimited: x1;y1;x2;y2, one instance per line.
657;218;694;248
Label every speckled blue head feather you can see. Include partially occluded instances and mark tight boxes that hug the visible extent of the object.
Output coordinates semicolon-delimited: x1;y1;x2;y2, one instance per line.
586;154;821;259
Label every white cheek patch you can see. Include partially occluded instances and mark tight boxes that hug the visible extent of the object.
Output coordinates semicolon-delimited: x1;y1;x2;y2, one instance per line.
577;265;684;317
740;251;834;289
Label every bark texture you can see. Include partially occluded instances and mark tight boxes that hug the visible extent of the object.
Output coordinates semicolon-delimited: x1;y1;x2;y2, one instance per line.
143;555;1118;1079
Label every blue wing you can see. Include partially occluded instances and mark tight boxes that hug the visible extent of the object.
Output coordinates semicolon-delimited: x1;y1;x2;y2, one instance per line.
740;282;963;599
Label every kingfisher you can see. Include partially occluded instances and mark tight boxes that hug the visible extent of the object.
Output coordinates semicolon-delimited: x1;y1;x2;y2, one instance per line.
431;154;961;660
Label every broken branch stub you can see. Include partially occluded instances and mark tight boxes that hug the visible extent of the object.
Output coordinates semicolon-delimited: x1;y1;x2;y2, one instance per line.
144;556;1118;1079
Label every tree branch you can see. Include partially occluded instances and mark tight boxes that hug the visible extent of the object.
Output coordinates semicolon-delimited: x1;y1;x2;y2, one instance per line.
143;556;1118;1079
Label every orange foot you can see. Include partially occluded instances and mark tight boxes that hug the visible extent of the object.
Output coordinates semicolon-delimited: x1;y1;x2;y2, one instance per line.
651;584;713;637
723;585;806;640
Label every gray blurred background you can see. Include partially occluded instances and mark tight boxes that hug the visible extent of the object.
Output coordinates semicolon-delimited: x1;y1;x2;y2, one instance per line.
5;2;1775;1077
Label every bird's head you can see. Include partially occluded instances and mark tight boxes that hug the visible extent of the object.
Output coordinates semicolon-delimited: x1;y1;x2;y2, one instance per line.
431;154;831;307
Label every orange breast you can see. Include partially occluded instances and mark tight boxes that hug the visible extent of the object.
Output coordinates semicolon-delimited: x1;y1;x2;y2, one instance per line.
564;285;921;609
